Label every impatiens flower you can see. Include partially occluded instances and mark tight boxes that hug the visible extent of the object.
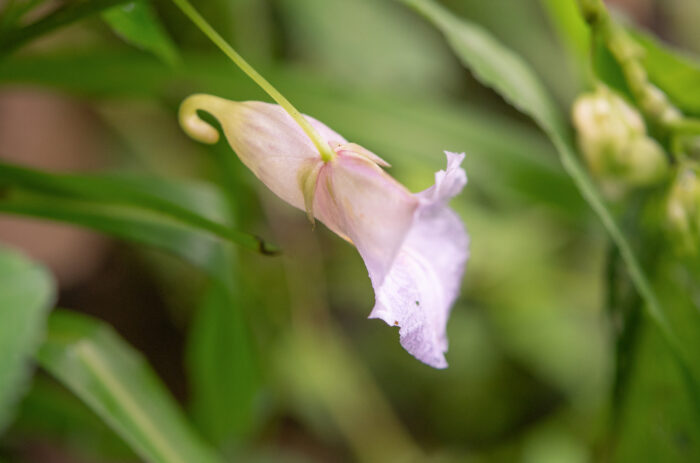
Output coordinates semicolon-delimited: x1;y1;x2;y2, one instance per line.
179;94;469;368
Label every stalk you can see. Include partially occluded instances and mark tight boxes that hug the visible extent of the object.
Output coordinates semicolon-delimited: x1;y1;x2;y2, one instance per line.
170;0;336;162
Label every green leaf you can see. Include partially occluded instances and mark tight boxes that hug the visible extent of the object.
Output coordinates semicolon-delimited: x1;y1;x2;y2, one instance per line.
538;0;589;64
102;1;179;66
0;246;54;433
0;194;219;270
0;176;262;445
592;35;634;101
36;310;223;463
186;269;259;446
160;169;261;447
0;0;132;56
0;0;45;36
0;162;278;255
10;376;136;460
613;318;700;462
397;0;698;408
276;0;458;95
631;29;700;117
397;0;564;135
0;178;239;272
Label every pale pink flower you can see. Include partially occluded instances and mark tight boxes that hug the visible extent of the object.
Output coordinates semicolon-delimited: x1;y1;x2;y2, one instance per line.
180;95;469;368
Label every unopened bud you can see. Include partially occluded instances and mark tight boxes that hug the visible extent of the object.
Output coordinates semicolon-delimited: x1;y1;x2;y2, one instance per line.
641;85;682;126
572;87;669;194
618;137;669;186
667;163;700;253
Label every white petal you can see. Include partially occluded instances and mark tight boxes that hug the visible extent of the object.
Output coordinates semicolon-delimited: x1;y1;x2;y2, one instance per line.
314;152;419;285
370;152;469;368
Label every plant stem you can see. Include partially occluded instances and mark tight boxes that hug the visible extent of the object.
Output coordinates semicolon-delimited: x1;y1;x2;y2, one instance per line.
576;0;682;132
669;118;700;136
169;0;336;163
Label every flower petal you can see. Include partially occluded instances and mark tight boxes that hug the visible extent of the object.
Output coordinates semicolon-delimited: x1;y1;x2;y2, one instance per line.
220;100;347;210
369;152;468;368
333;142;391;167
180;95;346;211
314;152;419;285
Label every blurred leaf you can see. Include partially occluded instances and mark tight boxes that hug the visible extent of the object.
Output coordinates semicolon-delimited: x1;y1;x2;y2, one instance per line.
36;310;223;463
593;36;634;101
632;29;700;117
171;175;261;448
443;0;581;104
0;174;258;270
223;0;275;63
0;192;223;269
0;173;262;450
615;254;700;460
398;0;564;134
186;267;259;447
0;162;277;255
0;0;45;36
277;327;422;462
613;320;700;462
102;1;179;66
538;0;589;62
277;0;459;94
0;246;54;433
0;0;131;56
397;0;698;410
538;0;590;98
9;376;136;460
605;244;643;425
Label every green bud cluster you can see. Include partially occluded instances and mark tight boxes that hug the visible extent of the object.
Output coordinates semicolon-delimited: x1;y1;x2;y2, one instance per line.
667;163;700;253
572;87;669;196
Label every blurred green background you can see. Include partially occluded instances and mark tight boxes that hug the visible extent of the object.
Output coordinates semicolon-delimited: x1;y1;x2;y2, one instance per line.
0;0;699;462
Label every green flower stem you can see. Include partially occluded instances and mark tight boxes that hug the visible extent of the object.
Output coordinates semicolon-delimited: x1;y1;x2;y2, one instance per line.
170;0;336;163
669;118;700;136
576;0;682;131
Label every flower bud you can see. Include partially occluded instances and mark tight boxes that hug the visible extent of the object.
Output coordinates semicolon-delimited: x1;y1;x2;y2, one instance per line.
667;163;700;253
641;85;682;126
572;87;669;194
618;137;669;186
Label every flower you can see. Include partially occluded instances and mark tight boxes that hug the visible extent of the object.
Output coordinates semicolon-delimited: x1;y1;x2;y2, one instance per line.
180;94;468;368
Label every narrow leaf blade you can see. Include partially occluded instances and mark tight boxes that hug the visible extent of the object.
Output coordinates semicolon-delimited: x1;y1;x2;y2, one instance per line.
37;310;223;463
0;163;276;255
186;274;259;445
0;194;222;271
0;246;55;432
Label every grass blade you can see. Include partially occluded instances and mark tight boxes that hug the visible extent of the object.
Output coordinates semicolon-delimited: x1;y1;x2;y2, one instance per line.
0;162;278;255
37;310;223;463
